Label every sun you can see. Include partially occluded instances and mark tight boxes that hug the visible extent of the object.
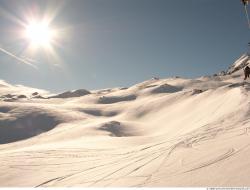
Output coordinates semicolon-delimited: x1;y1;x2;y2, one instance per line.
25;21;55;48
21;17;64;66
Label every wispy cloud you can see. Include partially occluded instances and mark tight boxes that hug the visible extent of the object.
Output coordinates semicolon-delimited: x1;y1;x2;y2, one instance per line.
0;46;38;69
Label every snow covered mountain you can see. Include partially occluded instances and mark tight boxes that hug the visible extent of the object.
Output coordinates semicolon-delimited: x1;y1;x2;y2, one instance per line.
0;54;250;187
224;53;250;75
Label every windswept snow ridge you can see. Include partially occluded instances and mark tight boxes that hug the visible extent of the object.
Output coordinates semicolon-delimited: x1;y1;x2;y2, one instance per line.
0;54;250;187
49;89;91;99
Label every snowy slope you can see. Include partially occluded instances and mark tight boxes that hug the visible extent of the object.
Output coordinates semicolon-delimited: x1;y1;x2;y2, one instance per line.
0;54;250;187
226;53;250;74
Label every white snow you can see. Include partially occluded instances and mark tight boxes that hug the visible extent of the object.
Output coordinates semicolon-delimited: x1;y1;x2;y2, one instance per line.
225;53;250;74
0;54;250;187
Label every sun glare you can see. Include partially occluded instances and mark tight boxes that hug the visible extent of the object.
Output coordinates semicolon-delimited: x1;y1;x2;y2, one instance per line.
17;8;66;66
25;21;55;48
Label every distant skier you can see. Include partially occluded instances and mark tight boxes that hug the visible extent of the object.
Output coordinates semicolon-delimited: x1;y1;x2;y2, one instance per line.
242;0;250;6
244;66;250;80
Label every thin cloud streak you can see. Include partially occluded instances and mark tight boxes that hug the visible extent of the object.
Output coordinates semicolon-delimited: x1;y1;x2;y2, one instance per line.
0;46;37;69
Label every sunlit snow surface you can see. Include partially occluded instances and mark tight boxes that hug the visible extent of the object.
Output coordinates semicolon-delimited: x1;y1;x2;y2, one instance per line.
0;55;250;187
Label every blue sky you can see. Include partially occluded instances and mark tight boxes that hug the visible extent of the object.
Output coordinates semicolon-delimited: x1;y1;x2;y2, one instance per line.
0;0;249;92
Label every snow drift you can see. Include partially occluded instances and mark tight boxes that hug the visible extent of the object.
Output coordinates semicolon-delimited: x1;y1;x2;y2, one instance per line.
49;89;91;99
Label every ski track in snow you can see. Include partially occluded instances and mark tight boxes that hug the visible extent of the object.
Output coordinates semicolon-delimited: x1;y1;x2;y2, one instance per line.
1;121;250;187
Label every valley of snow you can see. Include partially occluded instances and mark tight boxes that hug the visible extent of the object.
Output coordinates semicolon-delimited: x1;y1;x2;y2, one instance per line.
1;54;250;187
